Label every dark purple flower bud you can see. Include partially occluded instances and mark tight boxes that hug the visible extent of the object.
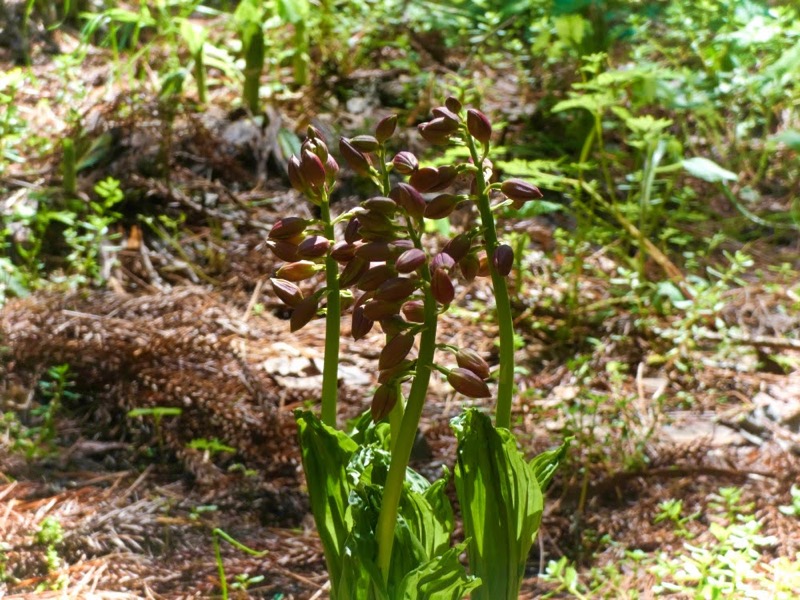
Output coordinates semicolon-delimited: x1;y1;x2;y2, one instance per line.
268;217;308;240
349;134;380;153
455;348;490;380
379;332;415;370
270;278;304;307
276;260;321;282
424;194;460;219
428;165;459;192
303;136;329;162
301;149;327;191
443;234;471;262
330;241;358;263
266;240;299;262
431;268;455;306
324;154;339;184
375;276;417;302
395;248;427;273
401;300;425;323
357;263;395;291
379;315;407;338
493;244;514;277
390;183;426;220
287;155;307;193
290;294;320;332
447;367;491;398
392;151;419;175
345;217;362;244
371;383;399;422
445;96;462;113
432;106;461;126
466;108;492;144
418;117;459;145
363;299;402;321
375;114;398;143
430;252;455;273
390;239;414;253
459;254;479;282
500;178;543;207
351;305;374;340
409;167;440;193
362;197;397;215
357;211;395;234
355;241;393;262
339;257;369;288
339;137;373;177
297;235;331;259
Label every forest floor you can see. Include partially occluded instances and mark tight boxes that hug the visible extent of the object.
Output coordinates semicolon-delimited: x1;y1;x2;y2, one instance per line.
2;26;800;600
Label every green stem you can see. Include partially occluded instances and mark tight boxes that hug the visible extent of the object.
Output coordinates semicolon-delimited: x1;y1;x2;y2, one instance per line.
467;137;515;429
320;200;341;428
376;231;438;581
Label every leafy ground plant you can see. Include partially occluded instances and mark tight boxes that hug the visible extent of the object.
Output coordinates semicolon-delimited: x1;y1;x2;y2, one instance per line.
267;99;568;598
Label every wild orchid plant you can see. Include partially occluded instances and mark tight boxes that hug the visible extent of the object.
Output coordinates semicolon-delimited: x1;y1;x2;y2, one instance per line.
267;98;567;599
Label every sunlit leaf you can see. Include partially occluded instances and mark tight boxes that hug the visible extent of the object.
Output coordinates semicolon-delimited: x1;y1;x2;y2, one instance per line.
681;157;738;183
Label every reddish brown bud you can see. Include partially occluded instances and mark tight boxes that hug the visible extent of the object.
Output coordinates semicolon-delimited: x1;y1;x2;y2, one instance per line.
493;244;514;276
270;278;304;307
357;264;395;292
375;114;398;143
269;217;308;240
363;299;402;321
466;109;492;144
443;234;471;263
324;154;339;184
395;248;427;273
375;276;417;302
301;149;327;190
379;315;407;338
409;167;440;193
429;165;459;192
459;254;479;282
379;332;415;370
430;252;455;273
303;136;329;162
349;134;380;153
392;151;419;175
339;257;369;288
500;178;543;206
371;384;399;422
445;96;462;114
418;117;458;145
287;155;306;193
339;137;373;177
266;240;299;262
351;305;374;340
357;211;395;234
431;268;455;306
330;240;358;263
276;260;321;282
290;294;320;332
424;193;460;219
345;217;362;244
355;242;393;262
390;183;425;220
362;197;398;215
297;235;331;259
401;300;425;323
447;367;491;398
455;349;490;380
432;106;461;126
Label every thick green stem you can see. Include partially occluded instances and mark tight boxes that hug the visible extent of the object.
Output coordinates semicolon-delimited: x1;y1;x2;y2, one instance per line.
467;137;515;429
376;233;438;581
320;201;340;428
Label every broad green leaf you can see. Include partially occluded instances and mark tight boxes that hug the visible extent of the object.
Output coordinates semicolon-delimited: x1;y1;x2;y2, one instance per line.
681;157;738;183
452;409;546;600
395;542;481;600
296;411;357;595
529;438;571;491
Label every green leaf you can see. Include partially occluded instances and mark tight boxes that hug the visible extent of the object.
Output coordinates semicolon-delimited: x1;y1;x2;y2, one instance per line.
395;542;481;599
452;409;547;600
296;411;357;594
681;157;738;183
529;437;571;491
772;130;800;152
